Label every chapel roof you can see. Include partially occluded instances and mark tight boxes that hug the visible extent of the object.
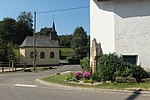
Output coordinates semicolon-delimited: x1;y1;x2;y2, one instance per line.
20;35;59;48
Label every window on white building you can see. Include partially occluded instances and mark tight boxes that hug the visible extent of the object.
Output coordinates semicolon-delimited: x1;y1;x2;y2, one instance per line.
122;55;138;65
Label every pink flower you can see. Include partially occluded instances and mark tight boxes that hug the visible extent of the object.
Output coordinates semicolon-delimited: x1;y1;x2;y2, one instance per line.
83;71;91;79
74;71;82;80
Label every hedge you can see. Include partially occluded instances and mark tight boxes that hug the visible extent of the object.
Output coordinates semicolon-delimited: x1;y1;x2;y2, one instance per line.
66;57;80;64
93;53;149;82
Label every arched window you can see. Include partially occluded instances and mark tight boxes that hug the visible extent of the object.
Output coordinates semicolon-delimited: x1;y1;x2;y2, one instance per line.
30;51;34;58
40;52;45;59
50;52;55;58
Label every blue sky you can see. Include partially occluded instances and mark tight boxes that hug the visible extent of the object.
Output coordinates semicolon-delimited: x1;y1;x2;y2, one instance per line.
0;0;90;35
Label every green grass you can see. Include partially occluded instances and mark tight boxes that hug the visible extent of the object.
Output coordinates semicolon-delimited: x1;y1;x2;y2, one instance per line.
41;74;150;91
60;48;73;56
42;74;68;84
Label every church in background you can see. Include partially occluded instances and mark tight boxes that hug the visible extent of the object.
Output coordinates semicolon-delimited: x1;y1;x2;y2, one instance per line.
19;21;60;66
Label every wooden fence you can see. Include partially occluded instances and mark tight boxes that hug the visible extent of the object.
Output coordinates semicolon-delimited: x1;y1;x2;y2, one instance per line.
0;61;26;72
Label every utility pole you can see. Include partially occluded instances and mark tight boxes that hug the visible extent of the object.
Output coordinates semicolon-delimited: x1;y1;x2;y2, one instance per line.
33;11;36;71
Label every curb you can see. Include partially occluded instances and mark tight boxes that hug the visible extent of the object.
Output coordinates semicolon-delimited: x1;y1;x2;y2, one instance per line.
35;79;150;95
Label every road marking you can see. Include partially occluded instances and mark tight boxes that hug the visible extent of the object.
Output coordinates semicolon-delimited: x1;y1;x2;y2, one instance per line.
14;84;37;88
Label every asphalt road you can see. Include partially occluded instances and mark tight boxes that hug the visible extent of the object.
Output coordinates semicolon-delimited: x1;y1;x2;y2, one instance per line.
0;65;150;100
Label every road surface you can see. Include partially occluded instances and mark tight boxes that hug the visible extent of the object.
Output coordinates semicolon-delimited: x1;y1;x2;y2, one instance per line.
0;65;149;100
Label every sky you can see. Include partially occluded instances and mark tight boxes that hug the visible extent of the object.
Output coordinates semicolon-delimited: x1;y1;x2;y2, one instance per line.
0;0;90;35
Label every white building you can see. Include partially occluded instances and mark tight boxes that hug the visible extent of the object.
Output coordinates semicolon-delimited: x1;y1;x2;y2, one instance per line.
90;0;150;69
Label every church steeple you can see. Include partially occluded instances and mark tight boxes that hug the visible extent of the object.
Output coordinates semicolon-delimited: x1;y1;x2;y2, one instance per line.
49;19;58;40
52;21;56;32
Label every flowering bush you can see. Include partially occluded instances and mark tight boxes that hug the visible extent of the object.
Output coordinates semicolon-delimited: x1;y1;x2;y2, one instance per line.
83;71;91;79
74;71;83;80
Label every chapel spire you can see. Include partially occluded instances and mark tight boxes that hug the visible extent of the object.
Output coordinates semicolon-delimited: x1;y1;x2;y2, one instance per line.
52;21;56;32
50;15;58;40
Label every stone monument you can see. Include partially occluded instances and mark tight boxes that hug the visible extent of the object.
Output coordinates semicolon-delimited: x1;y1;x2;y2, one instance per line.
90;38;103;74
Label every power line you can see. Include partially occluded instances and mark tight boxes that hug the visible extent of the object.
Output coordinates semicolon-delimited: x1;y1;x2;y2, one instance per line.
37;6;89;14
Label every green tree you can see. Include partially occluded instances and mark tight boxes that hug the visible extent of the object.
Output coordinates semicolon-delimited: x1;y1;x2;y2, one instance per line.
0;18;16;59
0;42;15;61
0;17;16;42
86;35;90;59
17;11;33;29
14;11;33;45
36;27;52;36
0;41;15;72
72;27;88;59
0;22;15;61
59;34;72;47
0;11;33;45
0;24;15;72
36;22;58;40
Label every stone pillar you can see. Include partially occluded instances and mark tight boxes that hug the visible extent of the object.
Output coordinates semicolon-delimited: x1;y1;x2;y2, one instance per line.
91;38;103;74
92;57;97;74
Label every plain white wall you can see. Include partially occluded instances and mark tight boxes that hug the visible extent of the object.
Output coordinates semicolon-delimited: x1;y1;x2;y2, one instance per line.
114;0;150;69
90;0;115;54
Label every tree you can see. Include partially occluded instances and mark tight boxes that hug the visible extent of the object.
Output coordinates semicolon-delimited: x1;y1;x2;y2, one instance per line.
58;34;72;47
0;41;15;72
36;27;52;36
0;23;15;72
14;11;33;45
0;17;16;42
86;35;90;59
18;11;33;30
72;27;88;59
0;11;33;45
0;21;15;61
36;23;58;40
0;42;15;61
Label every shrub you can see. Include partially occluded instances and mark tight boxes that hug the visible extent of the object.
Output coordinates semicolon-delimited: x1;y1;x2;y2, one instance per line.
92;71;101;82
80;58;91;72
74;71;82;80
96;53;122;81
66;57;80;64
60;56;67;60
83;71;91;79
129;65;149;81
66;72;74;82
95;53;149;82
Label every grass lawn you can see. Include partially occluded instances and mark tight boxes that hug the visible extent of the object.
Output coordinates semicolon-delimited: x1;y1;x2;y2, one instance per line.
60;48;73;56
41;73;150;91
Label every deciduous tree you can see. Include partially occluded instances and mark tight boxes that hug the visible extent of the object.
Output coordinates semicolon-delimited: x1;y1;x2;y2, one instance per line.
72;27;88;59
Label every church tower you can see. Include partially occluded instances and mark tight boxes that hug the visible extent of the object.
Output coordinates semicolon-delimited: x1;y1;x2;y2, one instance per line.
50;21;58;40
